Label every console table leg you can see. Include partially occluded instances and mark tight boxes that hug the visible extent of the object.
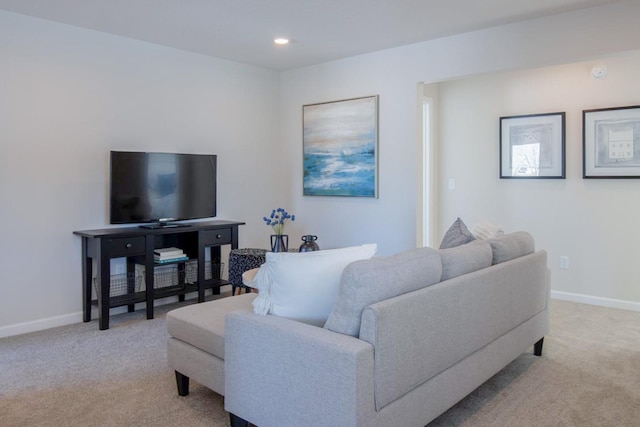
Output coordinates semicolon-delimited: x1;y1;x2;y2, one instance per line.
98;271;109;330
81;241;92;323
197;244;206;303
127;260;136;312
97;247;110;330
145;236;155;320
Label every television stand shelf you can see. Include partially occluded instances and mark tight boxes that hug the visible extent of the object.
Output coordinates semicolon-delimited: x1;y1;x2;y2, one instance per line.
74;220;244;330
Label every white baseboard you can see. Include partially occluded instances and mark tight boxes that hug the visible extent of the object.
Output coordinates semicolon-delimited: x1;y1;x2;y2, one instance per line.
6;288;632;339
0;285;234;339
0;302;169;339
0;312;84;339
551;290;640;312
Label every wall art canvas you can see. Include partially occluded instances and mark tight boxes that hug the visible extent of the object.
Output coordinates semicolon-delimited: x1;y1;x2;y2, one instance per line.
499;112;565;179
303;95;378;197
583;105;640;178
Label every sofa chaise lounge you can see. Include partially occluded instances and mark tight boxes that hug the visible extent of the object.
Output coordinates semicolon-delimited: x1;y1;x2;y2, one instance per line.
167;231;550;427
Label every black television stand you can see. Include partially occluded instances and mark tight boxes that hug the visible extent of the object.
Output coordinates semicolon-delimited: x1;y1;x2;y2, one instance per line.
74;220;244;330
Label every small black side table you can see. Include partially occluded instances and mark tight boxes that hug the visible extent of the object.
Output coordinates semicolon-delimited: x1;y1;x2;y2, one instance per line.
228;248;268;295
228;248;302;294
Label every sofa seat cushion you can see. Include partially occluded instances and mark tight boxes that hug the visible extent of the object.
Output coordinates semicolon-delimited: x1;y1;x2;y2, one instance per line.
166;293;256;358
439;240;493;281
324;247;442;337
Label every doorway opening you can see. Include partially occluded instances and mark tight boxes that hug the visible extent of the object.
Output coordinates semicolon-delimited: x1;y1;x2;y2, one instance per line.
418;82;438;248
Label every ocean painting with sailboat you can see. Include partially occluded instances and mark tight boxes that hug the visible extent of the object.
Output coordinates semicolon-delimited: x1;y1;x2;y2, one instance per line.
303;96;378;197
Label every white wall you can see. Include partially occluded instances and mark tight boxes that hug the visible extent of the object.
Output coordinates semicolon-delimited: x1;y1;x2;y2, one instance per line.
438;51;640;309
3;1;640;336
280;0;640;303
0;11;282;335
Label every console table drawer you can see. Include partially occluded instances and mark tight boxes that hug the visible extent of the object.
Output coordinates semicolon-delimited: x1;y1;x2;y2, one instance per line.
202;228;232;245
108;237;146;257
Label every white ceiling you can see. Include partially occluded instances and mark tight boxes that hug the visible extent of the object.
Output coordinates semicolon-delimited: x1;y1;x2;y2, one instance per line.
0;0;619;70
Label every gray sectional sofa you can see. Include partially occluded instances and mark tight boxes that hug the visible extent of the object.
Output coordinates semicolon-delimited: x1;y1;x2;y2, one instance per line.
167;232;550;427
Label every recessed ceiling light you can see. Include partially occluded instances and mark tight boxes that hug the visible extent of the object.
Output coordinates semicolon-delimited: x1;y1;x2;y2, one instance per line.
274;38;289;45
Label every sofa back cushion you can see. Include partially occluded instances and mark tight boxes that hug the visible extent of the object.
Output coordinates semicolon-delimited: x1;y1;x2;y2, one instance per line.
488;231;535;264
359;250;549;410
251;244;377;326
438;240;493;281
324;247;442;337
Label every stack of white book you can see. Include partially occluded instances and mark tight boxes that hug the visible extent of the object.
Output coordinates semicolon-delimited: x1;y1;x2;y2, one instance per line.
154;247;188;264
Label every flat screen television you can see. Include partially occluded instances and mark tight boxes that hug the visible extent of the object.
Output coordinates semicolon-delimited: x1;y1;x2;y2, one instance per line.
110;151;217;228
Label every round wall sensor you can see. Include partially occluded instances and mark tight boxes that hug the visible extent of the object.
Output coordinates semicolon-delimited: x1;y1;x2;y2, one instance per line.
591;65;608;80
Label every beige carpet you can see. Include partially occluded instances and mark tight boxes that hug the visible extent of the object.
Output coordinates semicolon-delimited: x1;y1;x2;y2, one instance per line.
1;298;639;427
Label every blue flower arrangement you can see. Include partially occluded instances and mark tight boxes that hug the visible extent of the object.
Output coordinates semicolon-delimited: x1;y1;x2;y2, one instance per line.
263;208;295;235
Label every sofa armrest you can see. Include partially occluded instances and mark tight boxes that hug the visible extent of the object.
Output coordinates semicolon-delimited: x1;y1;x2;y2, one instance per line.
224;310;375;427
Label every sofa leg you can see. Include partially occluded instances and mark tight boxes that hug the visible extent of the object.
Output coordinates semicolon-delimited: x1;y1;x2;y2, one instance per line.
229;413;249;427
175;371;190;396
534;337;544;356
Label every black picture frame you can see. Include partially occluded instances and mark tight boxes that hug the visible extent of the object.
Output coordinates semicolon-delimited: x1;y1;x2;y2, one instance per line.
500;112;566;179
583;105;640;178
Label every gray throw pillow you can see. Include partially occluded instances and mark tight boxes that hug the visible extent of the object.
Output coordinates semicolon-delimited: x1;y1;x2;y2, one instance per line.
439;217;475;249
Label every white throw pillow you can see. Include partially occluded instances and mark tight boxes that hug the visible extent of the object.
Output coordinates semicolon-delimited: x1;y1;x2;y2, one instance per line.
471;220;504;240
252;244;377;326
